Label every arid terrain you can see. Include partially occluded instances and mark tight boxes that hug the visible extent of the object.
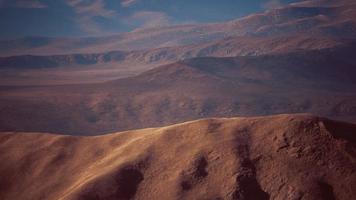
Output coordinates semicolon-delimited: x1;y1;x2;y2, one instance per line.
1;44;356;135
1;114;355;200
0;1;356;135
1;0;356;85
1;0;356;199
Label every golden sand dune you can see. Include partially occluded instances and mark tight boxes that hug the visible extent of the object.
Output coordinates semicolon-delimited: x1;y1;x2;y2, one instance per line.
0;114;356;200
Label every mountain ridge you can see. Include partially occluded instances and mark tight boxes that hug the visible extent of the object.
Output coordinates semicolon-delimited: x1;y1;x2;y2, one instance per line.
1;0;356;86
1;0;355;57
1;114;355;200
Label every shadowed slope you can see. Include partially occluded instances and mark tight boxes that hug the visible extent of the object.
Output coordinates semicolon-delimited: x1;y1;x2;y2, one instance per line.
0;114;355;200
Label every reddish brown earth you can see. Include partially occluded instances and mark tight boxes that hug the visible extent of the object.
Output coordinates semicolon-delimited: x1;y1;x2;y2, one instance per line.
0;114;355;200
1;1;355;199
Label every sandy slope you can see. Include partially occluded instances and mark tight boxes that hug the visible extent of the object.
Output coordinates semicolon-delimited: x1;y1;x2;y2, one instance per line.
0;114;355;200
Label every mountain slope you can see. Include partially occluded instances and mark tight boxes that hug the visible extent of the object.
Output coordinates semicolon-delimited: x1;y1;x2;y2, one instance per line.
1;46;356;135
0;34;351;70
1;1;356;85
0;34;352;86
0;114;355;200
1;0;355;57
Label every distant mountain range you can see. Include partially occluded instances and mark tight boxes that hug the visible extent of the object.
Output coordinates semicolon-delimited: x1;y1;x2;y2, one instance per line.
0;0;355;57
0;0;356;135
0;0;356;86
1;45;355;135
1;1;356;200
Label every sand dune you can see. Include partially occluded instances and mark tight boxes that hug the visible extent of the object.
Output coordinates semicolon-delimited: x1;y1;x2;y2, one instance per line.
0;114;355;200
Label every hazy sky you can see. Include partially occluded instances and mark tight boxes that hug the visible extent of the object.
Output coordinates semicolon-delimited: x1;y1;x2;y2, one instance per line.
0;0;302;39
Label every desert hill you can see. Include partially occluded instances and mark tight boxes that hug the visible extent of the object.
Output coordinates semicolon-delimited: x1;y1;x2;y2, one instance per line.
1;45;356;135
0;114;355;200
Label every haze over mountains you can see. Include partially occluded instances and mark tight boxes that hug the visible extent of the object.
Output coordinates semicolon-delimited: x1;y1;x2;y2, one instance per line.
1;0;356;86
1;0;355;56
1;0;356;199
0;0;355;135
1;44;356;134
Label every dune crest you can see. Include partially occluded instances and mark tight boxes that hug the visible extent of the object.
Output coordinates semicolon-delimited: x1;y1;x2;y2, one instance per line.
0;114;355;200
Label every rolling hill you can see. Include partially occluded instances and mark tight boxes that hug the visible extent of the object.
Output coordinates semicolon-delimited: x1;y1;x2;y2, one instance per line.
0;114;355;200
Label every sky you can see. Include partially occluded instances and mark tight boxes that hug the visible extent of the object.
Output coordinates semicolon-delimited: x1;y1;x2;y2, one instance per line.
0;0;302;39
